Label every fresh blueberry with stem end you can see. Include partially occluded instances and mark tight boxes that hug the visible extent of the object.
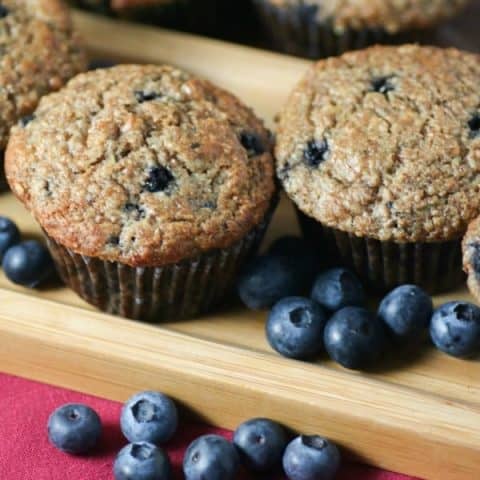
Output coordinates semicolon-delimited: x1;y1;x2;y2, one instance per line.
324;307;386;370
283;435;341;480
233;418;288;472
237;254;304;310
266;297;327;359
2;240;54;287
114;442;171;480
0;216;20;261
47;403;102;454
183;434;240;480
430;301;480;358
378;285;433;340
311;268;365;312
120;391;178;444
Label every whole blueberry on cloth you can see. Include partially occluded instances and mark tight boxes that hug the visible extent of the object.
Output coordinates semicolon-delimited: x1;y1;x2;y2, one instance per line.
183;434;240;480
378;284;433;340
430;301;480;358
283;435;340;480
311;268;365;312
121;391;178;444
47;403;102;454
324;307;386;370
266;297;327;359
233;417;288;471
114;442;171;480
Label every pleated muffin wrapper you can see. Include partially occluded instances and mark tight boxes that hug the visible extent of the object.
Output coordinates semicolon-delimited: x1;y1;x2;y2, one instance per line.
298;210;465;294
252;0;435;59
44;199;277;322
0;152;7;192
73;0;223;35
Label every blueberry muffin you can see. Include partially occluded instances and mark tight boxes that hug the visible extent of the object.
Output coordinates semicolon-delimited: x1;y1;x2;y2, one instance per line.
0;0;87;191
276;45;480;293
253;0;470;59
462;218;480;302
74;0;222;35
6;64;276;321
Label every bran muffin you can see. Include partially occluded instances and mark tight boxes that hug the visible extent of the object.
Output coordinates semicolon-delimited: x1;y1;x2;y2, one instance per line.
73;0;222;35
253;0;470;59
276;44;480;293
6;64;277;321
0;0;87;191
463;218;480;302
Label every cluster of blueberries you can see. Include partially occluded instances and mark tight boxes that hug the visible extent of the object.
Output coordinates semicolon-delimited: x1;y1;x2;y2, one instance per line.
0;216;54;287
237;236;480;367
48;390;341;480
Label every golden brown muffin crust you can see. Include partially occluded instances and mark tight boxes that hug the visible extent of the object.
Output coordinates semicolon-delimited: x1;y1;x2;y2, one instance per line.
276;45;480;243
268;0;469;32
0;0;86;150
6;65;276;267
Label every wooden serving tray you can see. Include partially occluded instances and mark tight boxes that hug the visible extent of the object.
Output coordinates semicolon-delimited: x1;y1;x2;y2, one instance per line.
1;10;479;480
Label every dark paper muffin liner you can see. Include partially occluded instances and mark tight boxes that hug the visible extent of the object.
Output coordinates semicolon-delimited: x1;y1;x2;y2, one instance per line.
45;200;277;322
298;210;465;294
252;0;434;59
72;0;222;35
0;152;7;192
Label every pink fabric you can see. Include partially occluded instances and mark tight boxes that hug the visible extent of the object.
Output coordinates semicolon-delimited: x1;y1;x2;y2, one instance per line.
0;372;417;479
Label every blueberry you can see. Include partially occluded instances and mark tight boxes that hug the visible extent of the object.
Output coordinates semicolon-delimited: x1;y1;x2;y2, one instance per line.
239;132;265;156
114;442;171;480
237;255;304;310
266;297;327;359
0;5;9;18
268;235;320;287
2;240;54;287
378;285;433;340
143;166;174;193
303;139;329;167
324;307;386;369
468;114;480;139
120;391;178;445
47;403;102;454
0;216;20;261
19;114;35;127
311;268;365;312
430;301;480;358
371;76;395;95
282;435;341;480
135;91;162;103
233;418;288;472
183;434;240;480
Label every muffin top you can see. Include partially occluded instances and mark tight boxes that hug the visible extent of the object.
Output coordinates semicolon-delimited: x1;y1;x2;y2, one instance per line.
0;0;86;150
6;65;275;267
268;0;469;33
276;45;480;243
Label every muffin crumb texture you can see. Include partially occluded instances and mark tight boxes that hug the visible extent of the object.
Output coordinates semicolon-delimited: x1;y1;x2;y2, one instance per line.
267;0;469;32
0;0;87;149
276;45;480;243
6;65;275;266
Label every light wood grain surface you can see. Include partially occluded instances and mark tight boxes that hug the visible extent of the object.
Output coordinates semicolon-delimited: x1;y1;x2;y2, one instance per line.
0;10;479;480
